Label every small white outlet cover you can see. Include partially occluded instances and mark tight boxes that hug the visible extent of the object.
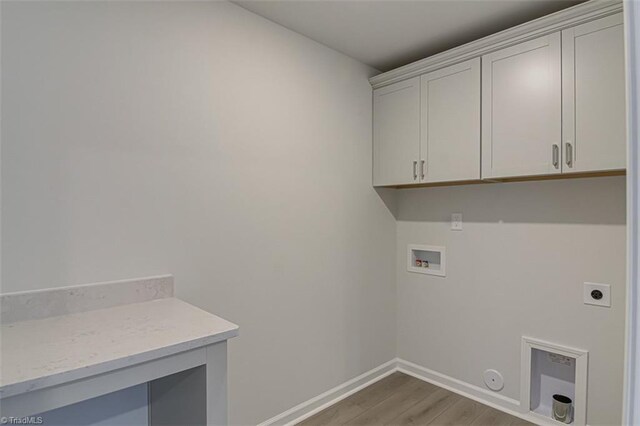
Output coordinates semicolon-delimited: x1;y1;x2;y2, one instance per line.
483;369;504;391
584;282;611;307
451;213;463;231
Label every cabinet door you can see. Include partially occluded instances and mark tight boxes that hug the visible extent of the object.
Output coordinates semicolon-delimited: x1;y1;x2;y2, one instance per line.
562;13;626;173
481;33;562;179
420;58;480;183
373;77;420;186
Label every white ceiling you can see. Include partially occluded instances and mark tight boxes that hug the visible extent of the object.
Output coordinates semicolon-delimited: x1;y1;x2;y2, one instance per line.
233;0;583;72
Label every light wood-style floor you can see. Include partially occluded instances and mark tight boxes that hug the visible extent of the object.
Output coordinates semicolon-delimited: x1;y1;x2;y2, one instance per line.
297;372;536;426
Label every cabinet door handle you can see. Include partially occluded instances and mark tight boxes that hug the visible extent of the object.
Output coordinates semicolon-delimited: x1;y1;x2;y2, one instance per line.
413;160;418;180
565;142;573;167
420;160;425;180
552;144;559;169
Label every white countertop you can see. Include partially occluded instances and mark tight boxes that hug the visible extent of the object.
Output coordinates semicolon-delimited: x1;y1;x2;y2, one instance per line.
0;297;239;398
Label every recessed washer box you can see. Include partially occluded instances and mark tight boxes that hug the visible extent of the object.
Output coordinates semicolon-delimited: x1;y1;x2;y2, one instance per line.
521;337;588;425
407;245;446;277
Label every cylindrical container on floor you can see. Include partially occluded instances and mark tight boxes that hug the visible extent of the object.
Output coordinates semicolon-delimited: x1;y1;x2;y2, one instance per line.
552;394;573;424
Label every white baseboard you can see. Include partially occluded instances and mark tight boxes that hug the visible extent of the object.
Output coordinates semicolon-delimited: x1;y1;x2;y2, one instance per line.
395;359;532;423
398;358;581;426
258;357;563;426
256;359;398;426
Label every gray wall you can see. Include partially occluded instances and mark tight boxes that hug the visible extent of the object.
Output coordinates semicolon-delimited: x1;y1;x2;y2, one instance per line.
0;2;397;424
396;176;626;425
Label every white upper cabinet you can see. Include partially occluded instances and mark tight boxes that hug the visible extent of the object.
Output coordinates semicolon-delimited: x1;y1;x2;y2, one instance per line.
481;33;562;179
373;77;420;186
371;3;625;187
562;13;626;173
420;58;480;183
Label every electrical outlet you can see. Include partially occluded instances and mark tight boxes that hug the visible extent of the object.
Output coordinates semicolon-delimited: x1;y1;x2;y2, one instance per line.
451;213;463;231
584;282;610;307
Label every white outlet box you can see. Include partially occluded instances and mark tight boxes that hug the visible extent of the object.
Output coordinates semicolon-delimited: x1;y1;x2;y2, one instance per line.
451;213;463;231
584;282;611;307
407;245;446;277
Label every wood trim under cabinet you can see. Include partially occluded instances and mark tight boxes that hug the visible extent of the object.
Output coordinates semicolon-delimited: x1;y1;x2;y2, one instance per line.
381;170;625;189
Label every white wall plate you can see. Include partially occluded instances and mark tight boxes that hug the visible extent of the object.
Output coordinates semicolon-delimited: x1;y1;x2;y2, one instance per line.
483;369;504;391
451;213;463;231
583;282;611;307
